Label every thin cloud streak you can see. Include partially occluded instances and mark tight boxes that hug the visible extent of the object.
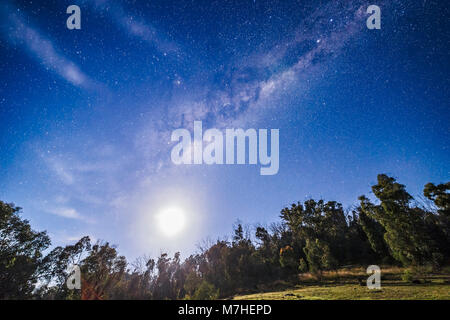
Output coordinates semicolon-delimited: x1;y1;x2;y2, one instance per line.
87;0;180;54
45;206;95;224
1;4;98;89
47;207;83;220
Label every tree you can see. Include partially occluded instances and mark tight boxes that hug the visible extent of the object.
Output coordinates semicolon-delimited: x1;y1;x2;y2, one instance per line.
424;182;450;217
81;242;127;300
423;182;450;262
226;223;259;293
39;236;91;299
191;280;219;300
357;200;391;262
0;201;51;299
303;238;337;276
280;199;348;265
279;245;297;271
362;174;437;266
255;226;282;278
184;270;202;298
298;258;308;273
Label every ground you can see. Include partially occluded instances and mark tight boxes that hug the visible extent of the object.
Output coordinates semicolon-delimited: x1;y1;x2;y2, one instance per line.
234;266;450;300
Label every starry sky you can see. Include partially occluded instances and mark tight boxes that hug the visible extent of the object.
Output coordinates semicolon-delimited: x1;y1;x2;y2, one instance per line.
0;0;449;259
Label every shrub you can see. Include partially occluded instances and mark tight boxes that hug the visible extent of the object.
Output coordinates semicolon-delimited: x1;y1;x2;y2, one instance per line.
401;269;414;283
191;281;219;300
279;246;298;271
298;258;308;273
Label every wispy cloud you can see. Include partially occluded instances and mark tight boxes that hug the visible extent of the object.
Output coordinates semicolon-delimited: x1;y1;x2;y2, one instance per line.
49;230;97;246
38;144;130;209
87;0;180;54
45;206;95;224
47;207;83;220
1;4;97;89
45;157;75;185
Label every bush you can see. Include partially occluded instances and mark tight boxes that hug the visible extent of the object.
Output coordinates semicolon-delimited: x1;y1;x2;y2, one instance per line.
191;281;219;300
401;269;414;283
298;258;308;273
279;246;298;273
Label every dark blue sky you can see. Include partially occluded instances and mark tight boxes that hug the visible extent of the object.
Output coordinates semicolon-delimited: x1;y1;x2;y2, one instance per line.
0;0;449;259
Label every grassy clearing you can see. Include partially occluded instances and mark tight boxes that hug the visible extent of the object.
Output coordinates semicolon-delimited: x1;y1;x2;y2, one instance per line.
234;266;450;300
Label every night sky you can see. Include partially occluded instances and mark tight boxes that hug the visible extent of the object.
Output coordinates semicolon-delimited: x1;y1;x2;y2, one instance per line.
0;0;449;259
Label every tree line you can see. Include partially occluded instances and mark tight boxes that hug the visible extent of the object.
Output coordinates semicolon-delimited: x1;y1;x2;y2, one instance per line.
0;174;449;299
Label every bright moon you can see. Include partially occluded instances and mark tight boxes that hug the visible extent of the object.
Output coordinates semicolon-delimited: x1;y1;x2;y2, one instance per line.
155;207;187;237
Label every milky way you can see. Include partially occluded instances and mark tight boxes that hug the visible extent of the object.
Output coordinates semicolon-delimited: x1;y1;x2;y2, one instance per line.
0;0;448;259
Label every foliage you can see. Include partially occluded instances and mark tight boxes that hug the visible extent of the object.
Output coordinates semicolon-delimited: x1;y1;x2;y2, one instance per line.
279;246;297;271
303;239;337;275
360;175;443;266
0;201;50;299
190;281;219;300
298;258;308;273
0;174;449;299
401;269;414;283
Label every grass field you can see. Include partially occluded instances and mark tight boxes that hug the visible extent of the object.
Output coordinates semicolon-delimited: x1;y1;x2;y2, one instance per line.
234;266;450;300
